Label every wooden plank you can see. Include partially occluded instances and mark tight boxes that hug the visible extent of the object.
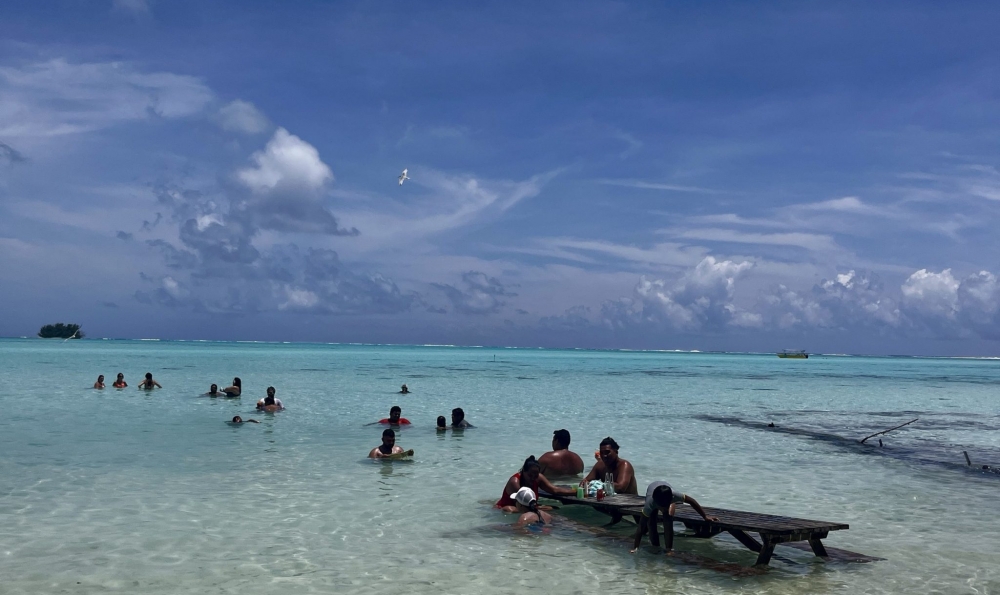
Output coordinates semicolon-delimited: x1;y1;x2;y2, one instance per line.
809;537;829;558
542;492;848;536
755;537;777;566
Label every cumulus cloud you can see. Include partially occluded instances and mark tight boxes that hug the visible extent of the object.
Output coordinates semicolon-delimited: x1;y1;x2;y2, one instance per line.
236;128;356;235
603;256;755;331
216;100;269;134
761;270;900;330
0;59;213;138
434;271;516;315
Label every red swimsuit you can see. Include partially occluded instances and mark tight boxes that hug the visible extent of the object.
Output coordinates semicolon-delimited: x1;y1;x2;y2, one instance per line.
495;472;539;508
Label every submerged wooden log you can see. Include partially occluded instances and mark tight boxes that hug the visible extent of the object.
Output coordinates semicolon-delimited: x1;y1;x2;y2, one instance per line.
860;418;918;444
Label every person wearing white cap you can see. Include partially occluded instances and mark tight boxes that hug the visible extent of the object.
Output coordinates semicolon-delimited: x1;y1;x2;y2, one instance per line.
512;487;552;528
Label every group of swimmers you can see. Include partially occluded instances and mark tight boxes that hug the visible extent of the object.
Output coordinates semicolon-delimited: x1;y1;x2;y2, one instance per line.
93;372;162;390
92;373;284;418
366;406;473;458
493;430;719;549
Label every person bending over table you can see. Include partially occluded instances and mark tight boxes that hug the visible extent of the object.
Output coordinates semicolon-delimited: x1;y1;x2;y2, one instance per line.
631;481;718;553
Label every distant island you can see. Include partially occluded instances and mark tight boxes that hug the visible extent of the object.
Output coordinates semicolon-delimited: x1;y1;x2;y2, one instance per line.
38;323;84;339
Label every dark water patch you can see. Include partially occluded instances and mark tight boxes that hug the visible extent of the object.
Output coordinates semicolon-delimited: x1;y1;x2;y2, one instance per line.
297;368;329;372
751;388;777;391
695;414;1000;478
516;376;536;380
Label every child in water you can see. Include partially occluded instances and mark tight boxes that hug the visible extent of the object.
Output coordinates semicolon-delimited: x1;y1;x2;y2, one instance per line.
436;416;448;430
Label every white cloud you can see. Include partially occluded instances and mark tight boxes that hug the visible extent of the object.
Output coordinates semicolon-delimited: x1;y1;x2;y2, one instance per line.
237;128;332;193
0;59;213;138
217;100;269;134
901;269;959;319
667;228;840;252
606;256;754;331
597;179;719;193
279;287;320;310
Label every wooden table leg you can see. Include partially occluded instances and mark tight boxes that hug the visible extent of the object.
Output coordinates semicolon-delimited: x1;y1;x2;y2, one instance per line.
809;537;829;558
754;537;776;566
727;529;762;552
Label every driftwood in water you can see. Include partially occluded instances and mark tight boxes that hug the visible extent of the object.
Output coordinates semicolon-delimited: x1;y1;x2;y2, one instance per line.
860;418;918;444
964;451;972;467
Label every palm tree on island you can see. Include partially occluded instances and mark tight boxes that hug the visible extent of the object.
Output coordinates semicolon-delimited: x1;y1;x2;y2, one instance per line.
37;323;84;339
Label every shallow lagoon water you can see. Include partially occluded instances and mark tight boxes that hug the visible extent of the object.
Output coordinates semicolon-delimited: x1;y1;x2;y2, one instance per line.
1;339;998;594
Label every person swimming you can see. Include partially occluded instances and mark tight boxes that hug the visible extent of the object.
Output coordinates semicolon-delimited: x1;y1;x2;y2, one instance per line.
538;429;585;476
138;372;162;390
368;428;413;458
496;456;575;511
400;384;409;394
112;373;127;388
451;407;474;428
512;487;552;528
230;415;260;424
378;405;411;425
223;377;241;397
93;375;105;389
206;384;221;397
255;386;284;412
436;416;448;430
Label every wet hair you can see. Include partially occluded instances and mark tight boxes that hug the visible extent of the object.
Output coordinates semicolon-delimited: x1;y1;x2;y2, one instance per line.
98;375;104;381
521;455;541;476
436;415;447;427
528;500;543;523
599;437;620;451
233;377;242;388
553;429;571;448
652;485;674;508
264;394;275;406
267;386;275;396
451;407;465;421
390;405;402;415
116;373;124;378
145;372;153;380
232;416;242;423
382;428;395;438
211;384;218;390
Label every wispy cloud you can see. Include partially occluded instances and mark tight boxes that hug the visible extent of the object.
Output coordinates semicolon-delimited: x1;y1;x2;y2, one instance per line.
597;179;720;194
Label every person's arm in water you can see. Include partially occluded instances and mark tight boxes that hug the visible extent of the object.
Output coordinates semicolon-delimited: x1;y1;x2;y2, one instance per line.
631;516;649;552
152;380;162;388
537;473;576;496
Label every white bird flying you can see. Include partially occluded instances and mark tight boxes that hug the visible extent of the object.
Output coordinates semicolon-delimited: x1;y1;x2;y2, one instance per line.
398;168;410;186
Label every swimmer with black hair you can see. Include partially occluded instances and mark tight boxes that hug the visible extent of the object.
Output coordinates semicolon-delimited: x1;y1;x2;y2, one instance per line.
451;407;474;428
138;372;162;390
112;373;127;388
93;375;105;389
223;377;241;397
368;428;414;459
581;437;637;495
400;384;409;394
255;386;284;412
436;416;448;430
230;415;260;424
206;384;222;397
496;456;575;512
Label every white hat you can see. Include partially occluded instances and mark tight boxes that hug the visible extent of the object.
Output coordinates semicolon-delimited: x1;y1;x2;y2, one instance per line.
514;486;537;507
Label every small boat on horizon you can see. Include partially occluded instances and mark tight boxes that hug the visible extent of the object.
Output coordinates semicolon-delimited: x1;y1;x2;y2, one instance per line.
777;350;808;359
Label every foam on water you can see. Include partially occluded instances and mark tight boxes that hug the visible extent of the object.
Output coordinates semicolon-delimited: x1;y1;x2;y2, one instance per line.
1;339;998;594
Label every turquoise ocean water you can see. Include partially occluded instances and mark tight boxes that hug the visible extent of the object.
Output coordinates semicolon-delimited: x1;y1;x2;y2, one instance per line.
1;338;998;594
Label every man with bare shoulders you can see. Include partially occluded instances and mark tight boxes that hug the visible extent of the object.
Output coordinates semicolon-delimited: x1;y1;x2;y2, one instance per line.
580;436;638;495
538;429;584;476
368;428;414;459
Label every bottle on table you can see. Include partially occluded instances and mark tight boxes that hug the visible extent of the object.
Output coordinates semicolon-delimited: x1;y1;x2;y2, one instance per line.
604;472;616;497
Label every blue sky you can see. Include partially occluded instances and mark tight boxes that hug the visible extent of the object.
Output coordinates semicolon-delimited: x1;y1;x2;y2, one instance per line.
2;1;1000;354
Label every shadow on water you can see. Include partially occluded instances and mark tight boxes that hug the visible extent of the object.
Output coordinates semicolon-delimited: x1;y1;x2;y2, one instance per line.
696;414;1000;477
